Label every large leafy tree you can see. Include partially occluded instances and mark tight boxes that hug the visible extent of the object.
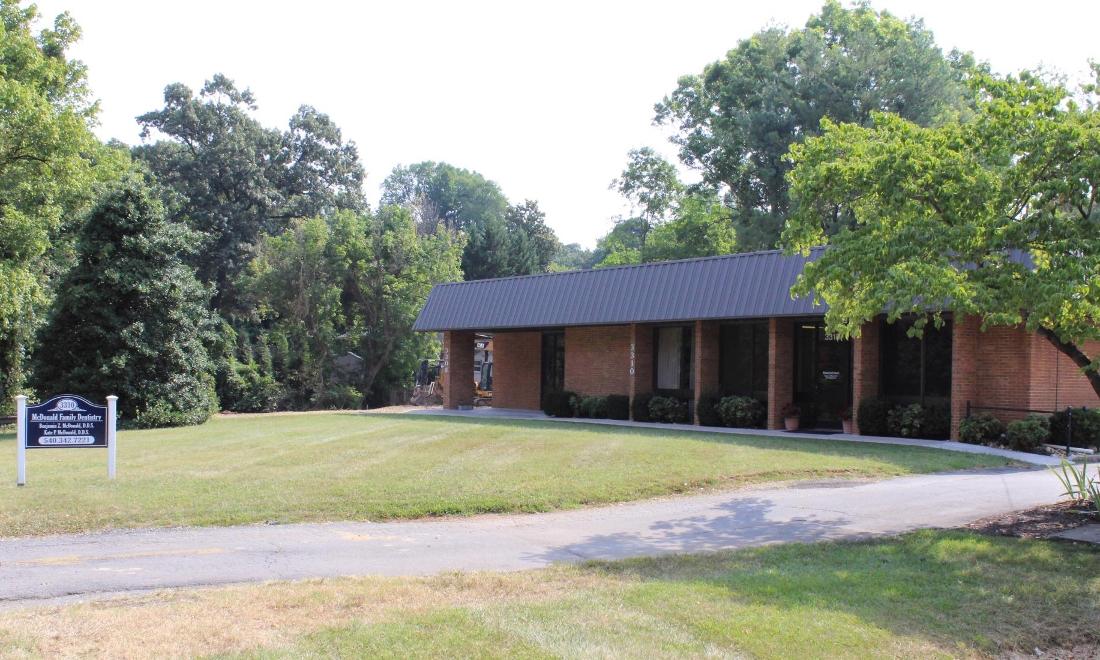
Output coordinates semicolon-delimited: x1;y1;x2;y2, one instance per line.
381;161;557;279
595;193;737;267
783;69;1100;397
0;1;125;408
32;177;216;427
656;0;974;249
133;75;366;312
244;208;462;407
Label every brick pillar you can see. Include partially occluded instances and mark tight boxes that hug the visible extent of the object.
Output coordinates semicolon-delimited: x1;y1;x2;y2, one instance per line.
851;318;881;434
442;330;475;409
951;315;980;440
629;324;653;420
766;318;795;429
693;320;720;424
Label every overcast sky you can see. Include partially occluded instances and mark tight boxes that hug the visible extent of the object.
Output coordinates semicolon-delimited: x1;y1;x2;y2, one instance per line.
32;0;1100;247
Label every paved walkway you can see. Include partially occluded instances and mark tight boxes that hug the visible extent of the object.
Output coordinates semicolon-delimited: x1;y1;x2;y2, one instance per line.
409;407;1064;466
0;467;1063;607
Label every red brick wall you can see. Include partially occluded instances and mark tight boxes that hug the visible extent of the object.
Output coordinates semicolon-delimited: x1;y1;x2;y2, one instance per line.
852;319;881;434
950;316;980;438
442;330;474;409
693;320;720;423
1028;334;1100;411
629;324;654;419
492;331;542;410
565;325;631;396
766;318;795;429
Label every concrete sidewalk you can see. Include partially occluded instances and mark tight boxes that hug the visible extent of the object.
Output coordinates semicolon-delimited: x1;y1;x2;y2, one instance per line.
408;407;1064;466
0;467;1063;607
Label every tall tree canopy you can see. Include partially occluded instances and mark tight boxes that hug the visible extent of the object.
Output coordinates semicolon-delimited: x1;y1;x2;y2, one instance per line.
783;69;1100;397
244;207;462;407
0;1;125;409
32;177;216;426
132;75;366;312
380;161;558;280
655;0;974;250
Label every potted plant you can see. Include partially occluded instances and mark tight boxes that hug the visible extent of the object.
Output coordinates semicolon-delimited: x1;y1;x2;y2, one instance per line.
840;406;854;434
781;403;801;431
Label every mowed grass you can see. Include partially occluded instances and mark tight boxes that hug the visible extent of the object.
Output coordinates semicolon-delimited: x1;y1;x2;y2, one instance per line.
0;412;1011;537
0;531;1095;659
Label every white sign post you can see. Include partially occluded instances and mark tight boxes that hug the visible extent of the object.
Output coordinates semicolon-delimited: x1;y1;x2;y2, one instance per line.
15;395;26;487
107;395;117;479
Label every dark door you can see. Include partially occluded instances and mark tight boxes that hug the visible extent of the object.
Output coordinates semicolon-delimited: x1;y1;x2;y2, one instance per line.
541;331;565;397
794;321;852;428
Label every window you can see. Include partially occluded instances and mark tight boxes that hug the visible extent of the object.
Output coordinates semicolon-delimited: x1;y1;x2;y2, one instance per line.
719;322;768;400
655;326;693;393
540;331;565;394
881;317;952;401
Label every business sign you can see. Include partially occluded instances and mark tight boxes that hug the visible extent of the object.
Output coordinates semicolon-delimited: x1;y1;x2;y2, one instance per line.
15;394;118;486
25;395;107;448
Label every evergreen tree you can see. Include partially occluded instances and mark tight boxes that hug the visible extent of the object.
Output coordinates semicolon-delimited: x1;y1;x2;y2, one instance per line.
31;176;216;427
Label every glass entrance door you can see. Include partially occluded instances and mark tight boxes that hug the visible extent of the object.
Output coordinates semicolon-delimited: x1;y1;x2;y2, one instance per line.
541;331;565;397
794;321;852;428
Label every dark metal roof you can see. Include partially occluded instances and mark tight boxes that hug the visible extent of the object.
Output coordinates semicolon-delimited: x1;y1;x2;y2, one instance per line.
413;249;826;332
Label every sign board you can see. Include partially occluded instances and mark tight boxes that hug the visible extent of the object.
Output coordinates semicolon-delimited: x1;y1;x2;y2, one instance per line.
15;394;117;486
25;395;107;448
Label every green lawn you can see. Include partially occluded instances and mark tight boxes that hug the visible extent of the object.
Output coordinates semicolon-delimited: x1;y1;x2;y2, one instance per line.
1;531;1095;658
0;412;1011;537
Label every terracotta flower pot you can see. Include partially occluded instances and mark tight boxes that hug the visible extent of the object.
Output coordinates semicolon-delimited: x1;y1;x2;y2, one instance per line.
841;419;854;434
784;416;799;431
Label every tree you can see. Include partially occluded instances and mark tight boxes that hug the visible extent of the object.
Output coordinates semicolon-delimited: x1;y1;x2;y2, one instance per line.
0;2;126;408
244;208;462;407
381;161;559;279
656;0;974;249
550;243;597;271
610;147;684;249
783;69;1100;398
644;194;737;262
133;75;366;312
32;177;216;427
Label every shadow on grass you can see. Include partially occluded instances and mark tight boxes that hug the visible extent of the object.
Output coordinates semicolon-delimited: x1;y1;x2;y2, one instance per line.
576;529;1100;654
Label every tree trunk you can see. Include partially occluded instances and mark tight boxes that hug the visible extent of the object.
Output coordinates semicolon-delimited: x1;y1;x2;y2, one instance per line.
1036;326;1100;400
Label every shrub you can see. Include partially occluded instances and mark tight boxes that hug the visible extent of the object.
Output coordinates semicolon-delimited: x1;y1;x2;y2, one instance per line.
577;395;609;419
606;394;630;420
958;413;1006;445
1005;414;1050;452
887;403;927;438
649;395;688;424
717;396;765;428
1049;407;1100;450
314;385;362;410
541;390;577;418
857;398;892;436
695;394;722;427
631;393;654;422
218;359;282;413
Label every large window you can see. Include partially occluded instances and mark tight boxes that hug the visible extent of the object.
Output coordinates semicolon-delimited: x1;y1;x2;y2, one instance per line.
540;331;565;395
719;322;768;400
655;326;693;393
881;317;952;401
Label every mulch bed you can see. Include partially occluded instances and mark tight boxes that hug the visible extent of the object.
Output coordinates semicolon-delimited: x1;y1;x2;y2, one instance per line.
965;501;1098;539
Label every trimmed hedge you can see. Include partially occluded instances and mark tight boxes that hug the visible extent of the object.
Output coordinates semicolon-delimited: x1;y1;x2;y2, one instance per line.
696;394;722;427
649;396;689;424
632;393;654;422
717;395;765;428
1050;407;1100;450
606;394;630;420
857;397;892;436
541;390;576;417
959;413;1006;445
1006;414;1050;452
577;395;608;419
859;398;949;440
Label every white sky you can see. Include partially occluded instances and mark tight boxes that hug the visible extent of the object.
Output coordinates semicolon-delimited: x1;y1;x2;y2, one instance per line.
32;0;1100;247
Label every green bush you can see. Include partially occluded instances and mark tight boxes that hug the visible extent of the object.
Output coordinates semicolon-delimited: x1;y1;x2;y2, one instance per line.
606;394;630;420
1005;414;1050;452
1049;407;1100;450
631;393;654;422
696;394;722;427
958;413;1006;445
577;395;609;419
218;359;283;413
887;403;924;438
648;396;688;424
541;390;577;418
857;397;892;436
314;385;362;410
717;395;765;428
922;403;951;440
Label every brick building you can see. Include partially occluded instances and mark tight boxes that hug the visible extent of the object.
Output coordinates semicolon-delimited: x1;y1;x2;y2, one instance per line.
415;250;1099;439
